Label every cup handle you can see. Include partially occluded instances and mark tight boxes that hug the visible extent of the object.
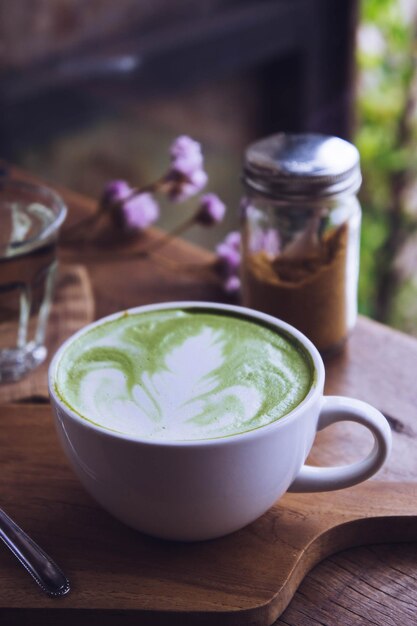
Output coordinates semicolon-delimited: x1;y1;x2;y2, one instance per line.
289;396;392;493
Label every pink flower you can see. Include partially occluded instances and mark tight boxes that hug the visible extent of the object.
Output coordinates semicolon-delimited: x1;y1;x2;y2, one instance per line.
195;194;226;226
100;180;131;210
263;229;280;256
168;169;208;203
102;181;159;232
216;231;241;275
250;228;281;256
223;275;241;294
215;230;241;294
223;231;241;251
170;136;203;176
120;193;159;232
165;135;208;202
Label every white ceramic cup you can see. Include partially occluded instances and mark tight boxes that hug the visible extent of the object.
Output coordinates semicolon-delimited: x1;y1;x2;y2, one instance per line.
48;302;392;541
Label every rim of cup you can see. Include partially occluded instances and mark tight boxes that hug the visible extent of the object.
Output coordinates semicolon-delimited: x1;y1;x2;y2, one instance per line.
0;179;67;256
48;301;325;448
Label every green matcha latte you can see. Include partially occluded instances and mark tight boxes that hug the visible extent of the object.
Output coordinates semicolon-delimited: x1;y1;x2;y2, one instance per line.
55;308;314;441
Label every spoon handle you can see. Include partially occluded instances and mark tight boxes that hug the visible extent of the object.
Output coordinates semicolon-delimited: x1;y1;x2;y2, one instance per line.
0;507;70;597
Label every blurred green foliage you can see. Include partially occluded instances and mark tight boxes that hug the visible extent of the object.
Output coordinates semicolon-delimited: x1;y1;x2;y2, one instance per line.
355;0;417;329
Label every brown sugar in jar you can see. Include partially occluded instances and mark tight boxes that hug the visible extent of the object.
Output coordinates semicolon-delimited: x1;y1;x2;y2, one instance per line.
241;133;362;356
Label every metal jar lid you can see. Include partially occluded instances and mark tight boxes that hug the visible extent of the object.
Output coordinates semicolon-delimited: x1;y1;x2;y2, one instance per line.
243;133;361;200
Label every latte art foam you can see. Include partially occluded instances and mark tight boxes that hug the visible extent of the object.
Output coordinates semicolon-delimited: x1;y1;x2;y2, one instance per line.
55;309;314;440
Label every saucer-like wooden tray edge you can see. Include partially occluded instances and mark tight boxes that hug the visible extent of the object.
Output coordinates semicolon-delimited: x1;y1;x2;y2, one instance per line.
0;318;416;626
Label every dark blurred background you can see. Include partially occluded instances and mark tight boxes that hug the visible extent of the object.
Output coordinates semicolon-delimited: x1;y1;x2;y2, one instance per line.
0;0;357;247
1;0;416;336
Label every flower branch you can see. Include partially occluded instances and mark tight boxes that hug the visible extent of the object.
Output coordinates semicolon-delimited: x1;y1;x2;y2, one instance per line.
61;135;241;294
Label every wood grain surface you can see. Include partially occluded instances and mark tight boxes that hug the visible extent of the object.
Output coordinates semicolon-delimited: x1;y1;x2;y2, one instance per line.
0;168;416;625
0;393;415;626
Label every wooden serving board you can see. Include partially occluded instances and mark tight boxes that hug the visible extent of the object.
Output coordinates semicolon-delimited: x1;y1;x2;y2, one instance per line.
0;317;416;626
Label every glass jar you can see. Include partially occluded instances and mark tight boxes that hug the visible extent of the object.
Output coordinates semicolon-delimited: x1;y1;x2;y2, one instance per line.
240;133;362;356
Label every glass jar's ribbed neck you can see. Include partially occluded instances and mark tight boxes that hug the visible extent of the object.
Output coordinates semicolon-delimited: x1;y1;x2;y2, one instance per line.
243;133;361;200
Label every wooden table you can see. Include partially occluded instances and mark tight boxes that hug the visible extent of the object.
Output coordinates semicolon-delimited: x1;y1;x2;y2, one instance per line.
2;170;417;625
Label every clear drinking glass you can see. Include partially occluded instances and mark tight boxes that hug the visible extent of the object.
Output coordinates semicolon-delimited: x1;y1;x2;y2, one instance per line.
0;180;67;382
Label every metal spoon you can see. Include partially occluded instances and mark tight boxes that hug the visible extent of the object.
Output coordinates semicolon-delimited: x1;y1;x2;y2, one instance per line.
0;507;70;597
